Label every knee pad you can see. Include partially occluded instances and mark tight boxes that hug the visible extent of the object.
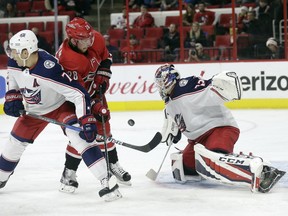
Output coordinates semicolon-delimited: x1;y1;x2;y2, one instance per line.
65;123;93;153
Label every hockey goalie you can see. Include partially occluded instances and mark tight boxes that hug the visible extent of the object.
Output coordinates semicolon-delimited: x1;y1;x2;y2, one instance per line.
155;64;286;193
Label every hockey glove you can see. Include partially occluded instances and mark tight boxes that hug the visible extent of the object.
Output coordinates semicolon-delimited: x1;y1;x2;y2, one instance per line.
161;109;181;146
91;99;110;122
79;114;97;143
4;90;24;117
94;68;112;94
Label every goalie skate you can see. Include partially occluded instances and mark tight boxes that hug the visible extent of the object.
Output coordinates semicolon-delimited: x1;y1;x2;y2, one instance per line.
110;162;132;186
259;166;286;193
59;168;78;193
99;175;122;202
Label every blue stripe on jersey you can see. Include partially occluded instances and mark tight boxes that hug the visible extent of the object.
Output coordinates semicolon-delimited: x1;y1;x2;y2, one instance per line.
0;155;19;172
82;145;104;167
170;76;212;99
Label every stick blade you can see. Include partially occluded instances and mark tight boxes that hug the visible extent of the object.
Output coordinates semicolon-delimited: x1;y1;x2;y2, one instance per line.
145;169;157;181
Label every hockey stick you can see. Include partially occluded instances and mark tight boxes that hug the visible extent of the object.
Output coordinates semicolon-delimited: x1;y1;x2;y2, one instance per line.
98;88;112;184
19;110;162;153
145;144;172;181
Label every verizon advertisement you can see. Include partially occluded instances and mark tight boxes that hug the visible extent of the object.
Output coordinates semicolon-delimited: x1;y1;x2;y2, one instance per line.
1;62;288;105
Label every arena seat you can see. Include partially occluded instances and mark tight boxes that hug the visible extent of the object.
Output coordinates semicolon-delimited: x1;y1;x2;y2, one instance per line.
28;22;45;31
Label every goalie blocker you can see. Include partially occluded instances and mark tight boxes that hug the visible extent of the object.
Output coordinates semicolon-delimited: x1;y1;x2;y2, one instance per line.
171;144;286;193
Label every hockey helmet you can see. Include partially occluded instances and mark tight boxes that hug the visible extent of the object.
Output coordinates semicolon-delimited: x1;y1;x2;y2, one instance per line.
154;64;180;100
66;17;93;40
9;30;38;57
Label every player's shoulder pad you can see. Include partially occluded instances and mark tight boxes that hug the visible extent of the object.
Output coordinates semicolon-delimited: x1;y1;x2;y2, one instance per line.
171;76;211;98
33;50;63;78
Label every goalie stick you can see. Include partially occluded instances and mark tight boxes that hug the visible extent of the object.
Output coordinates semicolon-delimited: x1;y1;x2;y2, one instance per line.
146;144;172;181
19;110;162;153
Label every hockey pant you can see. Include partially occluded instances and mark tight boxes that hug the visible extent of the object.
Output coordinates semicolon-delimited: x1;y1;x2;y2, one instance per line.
182;126;240;175
0;102;107;183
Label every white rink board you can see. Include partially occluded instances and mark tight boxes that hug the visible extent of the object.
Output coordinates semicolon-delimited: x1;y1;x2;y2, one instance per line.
1;61;288;105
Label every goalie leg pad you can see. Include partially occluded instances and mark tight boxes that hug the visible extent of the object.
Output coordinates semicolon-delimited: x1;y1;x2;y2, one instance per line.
171;152;202;183
194;144;265;191
171;152;187;183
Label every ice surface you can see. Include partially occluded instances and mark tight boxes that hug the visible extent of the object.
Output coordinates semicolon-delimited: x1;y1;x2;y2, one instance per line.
0;110;287;216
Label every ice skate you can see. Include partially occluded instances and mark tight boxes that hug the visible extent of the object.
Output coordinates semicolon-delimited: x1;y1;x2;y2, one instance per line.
259;166;286;193
99;175;122;202
110;162;132;186
0;172;13;189
59;168;78;193
0;180;8;189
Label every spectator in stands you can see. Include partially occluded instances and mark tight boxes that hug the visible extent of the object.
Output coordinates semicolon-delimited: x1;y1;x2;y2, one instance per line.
143;0;161;8
2;31;13;56
4;1;16;18
161;23;180;61
31;27;52;54
183;0;199;5
266;37;284;59
183;4;196;26
160;0;178;11
185;43;210;62
193;1;215;26
255;0;273;37
111;7;127;29
121;34;143;64
129;0;143;10
104;34;121;63
45;0;65;11
185;22;208;48
241;10;264;44
0;0;6;17
237;6;249;27
132;5;155;28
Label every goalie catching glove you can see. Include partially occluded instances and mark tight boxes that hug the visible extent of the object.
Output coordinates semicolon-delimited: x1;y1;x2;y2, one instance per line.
161;109;181;146
211;71;242;101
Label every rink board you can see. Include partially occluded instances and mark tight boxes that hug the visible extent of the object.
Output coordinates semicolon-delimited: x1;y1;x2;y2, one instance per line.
1;61;288;114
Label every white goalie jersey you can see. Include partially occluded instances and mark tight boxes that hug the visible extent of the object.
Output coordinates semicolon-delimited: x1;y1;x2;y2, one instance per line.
165;73;239;140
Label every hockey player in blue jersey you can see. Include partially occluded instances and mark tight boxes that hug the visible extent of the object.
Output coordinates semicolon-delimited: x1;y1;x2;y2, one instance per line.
155;63;285;193
0;29;122;201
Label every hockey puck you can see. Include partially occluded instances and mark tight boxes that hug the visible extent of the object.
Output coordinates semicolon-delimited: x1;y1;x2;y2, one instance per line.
128;119;135;126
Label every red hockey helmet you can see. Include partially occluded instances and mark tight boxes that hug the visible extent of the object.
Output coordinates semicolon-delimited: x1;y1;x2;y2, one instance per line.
66;17;93;40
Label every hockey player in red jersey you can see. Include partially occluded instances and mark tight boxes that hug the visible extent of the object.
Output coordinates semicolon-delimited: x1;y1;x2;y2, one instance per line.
155;64;285;193
0;29;122;201
56;17;131;193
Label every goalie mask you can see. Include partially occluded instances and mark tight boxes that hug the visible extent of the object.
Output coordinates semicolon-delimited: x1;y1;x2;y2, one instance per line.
155;64;180;100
